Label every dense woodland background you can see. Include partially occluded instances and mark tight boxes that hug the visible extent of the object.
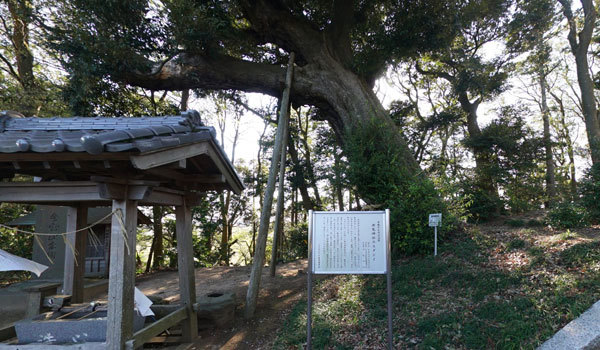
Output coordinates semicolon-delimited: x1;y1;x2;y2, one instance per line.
0;0;599;274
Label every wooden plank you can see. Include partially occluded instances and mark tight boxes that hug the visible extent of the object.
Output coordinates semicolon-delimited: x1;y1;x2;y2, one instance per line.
176;202;198;342
0;324;15;342
106;199;138;350
125;307;188;350
97;183;152;201
72;206;88;303
90;176;161;187
0;343;106;349
140;190;183;206
206;146;244;195
130;143;209;170
62;207;77;296
0;182;104;203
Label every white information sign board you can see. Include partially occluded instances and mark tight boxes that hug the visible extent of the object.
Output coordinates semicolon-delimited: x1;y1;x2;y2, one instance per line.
429;213;442;227
310;211;388;274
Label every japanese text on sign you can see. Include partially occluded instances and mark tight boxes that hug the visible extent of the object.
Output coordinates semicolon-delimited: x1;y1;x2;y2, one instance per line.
311;211;387;274
429;213;442;227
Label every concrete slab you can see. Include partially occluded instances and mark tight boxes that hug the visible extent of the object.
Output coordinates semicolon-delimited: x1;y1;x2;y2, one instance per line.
538;299;600;350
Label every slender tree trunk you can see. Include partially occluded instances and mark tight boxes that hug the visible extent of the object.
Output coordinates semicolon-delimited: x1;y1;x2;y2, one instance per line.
180;89;189;111
334;152;344;211
552;91;578;199
246;53;294;318
145;233;156;273
539;72;556;207
152;206;164;269
560;0;600;166
288;138;316;211
270;89;292;276
219;192;230;265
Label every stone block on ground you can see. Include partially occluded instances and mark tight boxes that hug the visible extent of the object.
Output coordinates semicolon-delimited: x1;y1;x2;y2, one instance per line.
195;292;235;329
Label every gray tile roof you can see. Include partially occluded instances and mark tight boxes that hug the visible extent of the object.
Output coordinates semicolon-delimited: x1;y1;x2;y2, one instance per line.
0;110;217;154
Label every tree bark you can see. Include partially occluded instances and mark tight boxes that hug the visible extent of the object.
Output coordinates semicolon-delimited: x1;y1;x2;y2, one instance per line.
551;91;578;199
246;53;294;319
457;91;501;209
539;71;556;207
269;60;294;277
152;206;164;270
559;0;600;166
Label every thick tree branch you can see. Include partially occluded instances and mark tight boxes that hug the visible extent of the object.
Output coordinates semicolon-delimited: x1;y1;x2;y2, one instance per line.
324;0;354;68
558;0;580;54
0;51;21;82
415;61;455;83
239;0;323;63
121;53;287;97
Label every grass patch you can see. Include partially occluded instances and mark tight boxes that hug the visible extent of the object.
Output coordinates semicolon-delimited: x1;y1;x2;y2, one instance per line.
275;220;600;349
505;218;526;227
507;238;527;250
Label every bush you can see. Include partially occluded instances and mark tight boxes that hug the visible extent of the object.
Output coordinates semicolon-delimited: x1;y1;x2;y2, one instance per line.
547;201;588;229
282;222;308;261
345;118;453;255
580;164;600;224
461;183;504;222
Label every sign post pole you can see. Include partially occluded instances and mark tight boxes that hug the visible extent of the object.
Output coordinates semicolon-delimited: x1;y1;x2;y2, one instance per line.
307;210;313;350
434;225;437;257
429;213;442;257
385;209;393;350
307;210;390;349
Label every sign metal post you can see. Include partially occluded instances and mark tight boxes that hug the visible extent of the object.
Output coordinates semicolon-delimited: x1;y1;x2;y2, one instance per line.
428;213;442;257
307;210;392;350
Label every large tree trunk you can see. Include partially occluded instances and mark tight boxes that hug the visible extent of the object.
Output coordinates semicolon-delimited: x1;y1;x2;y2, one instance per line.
560;0;600;166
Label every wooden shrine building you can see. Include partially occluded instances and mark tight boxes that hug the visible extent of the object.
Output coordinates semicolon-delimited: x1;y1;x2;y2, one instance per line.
0;110;244;349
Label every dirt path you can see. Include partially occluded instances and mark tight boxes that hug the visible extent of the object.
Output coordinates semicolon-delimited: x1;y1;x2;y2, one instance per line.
135;259;309;349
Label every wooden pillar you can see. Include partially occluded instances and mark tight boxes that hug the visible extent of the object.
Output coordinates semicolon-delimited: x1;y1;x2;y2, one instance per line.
73;206;88;303
176;200;198;342
62;207;77;295
107;199;137;350
62;206;86;296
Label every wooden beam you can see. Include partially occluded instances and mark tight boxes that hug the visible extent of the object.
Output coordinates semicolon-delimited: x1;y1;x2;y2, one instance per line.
72;206;88;303
140;190;183;206
206;147;244;195
130;143;209;170
125;307;188;350
90;176;161;187
176;201;198;342
0;182;104;203
97;183;152;201
106;199;138;349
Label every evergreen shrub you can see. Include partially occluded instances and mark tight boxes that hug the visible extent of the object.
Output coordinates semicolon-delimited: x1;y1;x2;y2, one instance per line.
580;164;600;224
345;118;453;255
547;201;588;229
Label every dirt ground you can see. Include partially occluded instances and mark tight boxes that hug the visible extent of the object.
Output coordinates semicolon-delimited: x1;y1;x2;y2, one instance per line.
135;259;310;349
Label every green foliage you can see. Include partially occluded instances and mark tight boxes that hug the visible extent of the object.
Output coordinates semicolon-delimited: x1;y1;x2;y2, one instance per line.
547;201;588;229
281;222;308;261
505;219;525;227
507;238;527;250
345;118;451;255
579;164;600;223
463;108;546;219
559;241;600;267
